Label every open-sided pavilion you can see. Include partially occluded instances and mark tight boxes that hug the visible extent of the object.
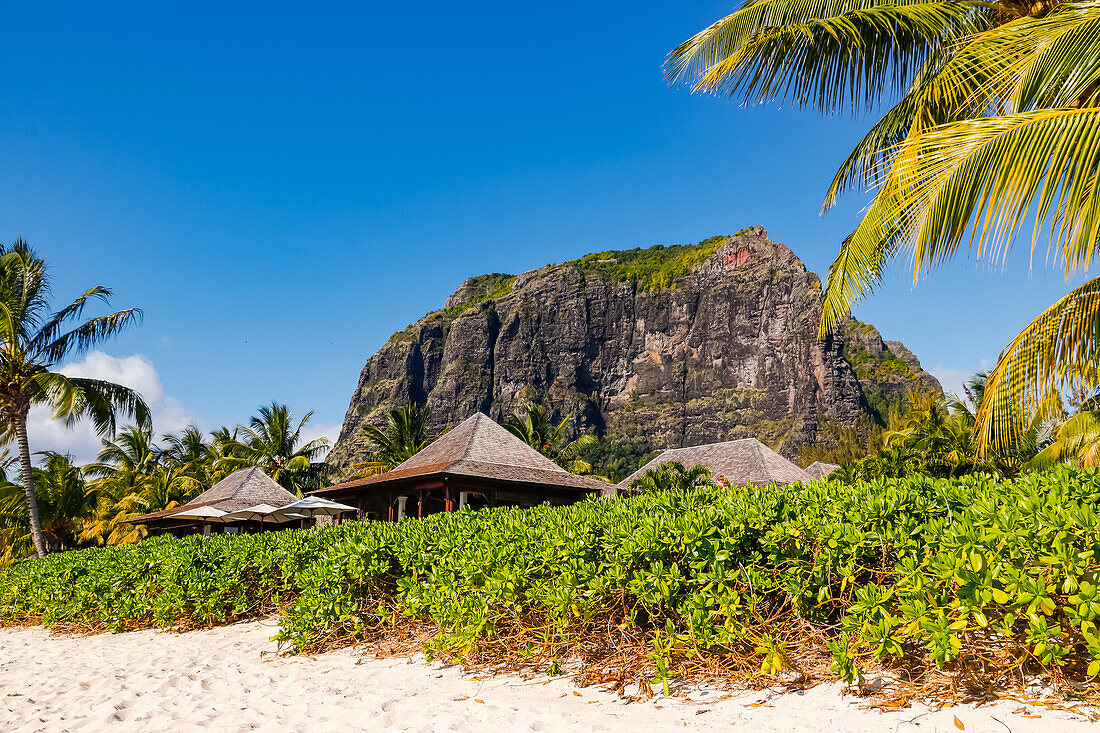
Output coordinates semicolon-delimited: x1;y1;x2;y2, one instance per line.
312;412;609;521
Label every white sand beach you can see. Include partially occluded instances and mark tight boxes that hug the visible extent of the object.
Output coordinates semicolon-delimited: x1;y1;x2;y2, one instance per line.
0;619;1094;733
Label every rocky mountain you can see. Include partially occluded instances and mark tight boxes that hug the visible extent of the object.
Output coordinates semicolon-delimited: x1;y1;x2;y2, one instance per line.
327;227;941;470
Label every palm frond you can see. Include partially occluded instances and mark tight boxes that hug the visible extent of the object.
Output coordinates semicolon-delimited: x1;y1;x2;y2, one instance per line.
976;275;1100;451
823;107;1100;333
33;373;151;437
973;4;1100;112
37;308;143;364
26;286;112;357
694;1;982;114
668;0;897;85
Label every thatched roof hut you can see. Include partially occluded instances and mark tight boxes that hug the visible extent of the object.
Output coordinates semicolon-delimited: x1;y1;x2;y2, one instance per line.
313;412;608;520
804;461;840;479
620;438;811;488
127;467;297;535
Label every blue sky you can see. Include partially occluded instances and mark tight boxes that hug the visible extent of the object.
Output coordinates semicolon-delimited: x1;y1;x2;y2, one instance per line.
0;2;1083;460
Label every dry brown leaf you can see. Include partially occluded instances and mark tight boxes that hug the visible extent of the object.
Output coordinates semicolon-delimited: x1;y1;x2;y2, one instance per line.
954;715;964;730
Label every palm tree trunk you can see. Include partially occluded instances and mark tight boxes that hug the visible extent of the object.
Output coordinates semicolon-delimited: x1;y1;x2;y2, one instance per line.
14;413;47;558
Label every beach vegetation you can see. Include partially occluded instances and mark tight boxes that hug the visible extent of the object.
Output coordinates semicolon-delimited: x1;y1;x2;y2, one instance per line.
627;461;711;493
4;468;1100;701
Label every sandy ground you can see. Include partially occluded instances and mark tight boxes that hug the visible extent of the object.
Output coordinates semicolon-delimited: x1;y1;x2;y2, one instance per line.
0;619;1095;732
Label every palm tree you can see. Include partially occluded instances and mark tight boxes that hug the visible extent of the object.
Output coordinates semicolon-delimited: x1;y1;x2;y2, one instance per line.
628;461;712;494
0;241;148;557
84;424;160;482
504;403;597;474
356;404;433;475
161;425;213;469
221;403;331;495
1030;412;1100;468
671;0;1100;453
883;393;982;477
0;452;91;557
30;452;92;554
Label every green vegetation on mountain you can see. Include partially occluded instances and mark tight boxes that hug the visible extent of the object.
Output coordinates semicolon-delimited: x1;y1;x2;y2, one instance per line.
389;235;740;342
839;319;929;425
558;234;734;292
5;468;1100;701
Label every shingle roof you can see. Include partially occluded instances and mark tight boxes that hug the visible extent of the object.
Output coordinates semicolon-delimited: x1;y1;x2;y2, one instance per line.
620;438;811;487
314;412;608;495
805;461;840;479
127;467;297;523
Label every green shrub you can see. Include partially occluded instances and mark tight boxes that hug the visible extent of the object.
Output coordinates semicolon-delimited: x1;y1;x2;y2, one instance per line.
4;467;1100;695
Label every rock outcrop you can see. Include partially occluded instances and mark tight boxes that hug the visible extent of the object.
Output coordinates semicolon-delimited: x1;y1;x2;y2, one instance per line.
328;227;940;470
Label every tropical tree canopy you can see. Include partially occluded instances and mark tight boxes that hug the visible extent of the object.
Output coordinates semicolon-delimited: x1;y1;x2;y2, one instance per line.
628;461;713;494
670;0;1100;453
504;403;597;475
355;404;433;476
0;241;149;557
219;403;332;495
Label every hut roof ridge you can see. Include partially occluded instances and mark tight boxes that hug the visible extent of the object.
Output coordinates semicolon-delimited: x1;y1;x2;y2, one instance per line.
619;437;811;487
127;467;297;523
314;412;608;495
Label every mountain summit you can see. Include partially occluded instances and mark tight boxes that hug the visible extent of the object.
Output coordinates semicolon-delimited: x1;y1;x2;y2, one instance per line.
328;227;940;469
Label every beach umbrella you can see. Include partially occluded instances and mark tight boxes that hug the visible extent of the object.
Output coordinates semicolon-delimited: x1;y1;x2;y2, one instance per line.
221;503;287;523
274;496;357;519
168;506;228;521
165;505;229;537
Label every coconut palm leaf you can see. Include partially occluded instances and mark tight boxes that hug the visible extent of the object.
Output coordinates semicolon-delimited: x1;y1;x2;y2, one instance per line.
669;0;917;87
693;1;983;112
822;107;1100;335
976;275;1100;450
968;4;1100;111
358;404;432;474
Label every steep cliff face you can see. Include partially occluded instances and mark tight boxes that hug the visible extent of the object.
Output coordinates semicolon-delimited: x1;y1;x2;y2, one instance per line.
328;227;940;469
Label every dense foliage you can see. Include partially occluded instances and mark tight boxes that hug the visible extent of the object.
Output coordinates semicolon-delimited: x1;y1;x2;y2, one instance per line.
5;468;1100;697
575;440;656;483
354;404;433;476
0;403;331;566
504;403;597;475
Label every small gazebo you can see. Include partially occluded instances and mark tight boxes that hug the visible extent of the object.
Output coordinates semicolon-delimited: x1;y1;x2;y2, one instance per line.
313;412;608;521
127;467;298;537
619;438;812;489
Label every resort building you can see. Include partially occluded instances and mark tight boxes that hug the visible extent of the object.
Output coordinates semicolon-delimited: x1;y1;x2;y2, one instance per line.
804;461;840;479
619;438;812;489
127;467;299;537
312;412;609;520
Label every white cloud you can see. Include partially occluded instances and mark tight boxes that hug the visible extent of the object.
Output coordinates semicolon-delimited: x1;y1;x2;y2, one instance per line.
23;352;201;465
296;421;341;461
